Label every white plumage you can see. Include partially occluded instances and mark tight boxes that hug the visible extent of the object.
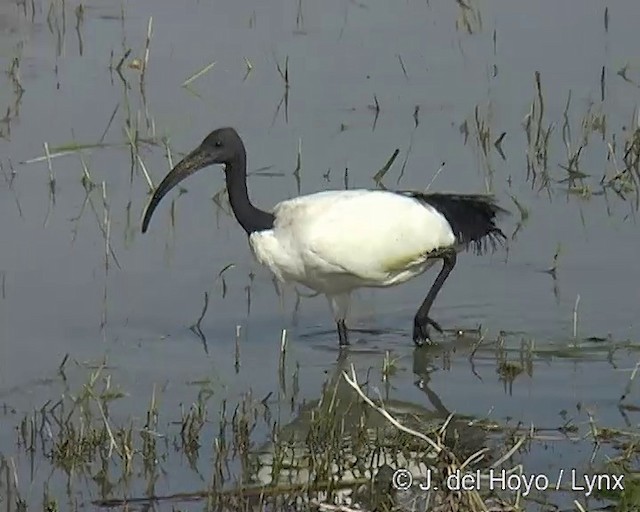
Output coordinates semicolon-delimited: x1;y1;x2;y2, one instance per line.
249;190;455;323
250;190;455;289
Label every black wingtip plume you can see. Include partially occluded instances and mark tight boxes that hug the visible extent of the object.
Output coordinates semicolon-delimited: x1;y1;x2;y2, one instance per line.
416;193;509;254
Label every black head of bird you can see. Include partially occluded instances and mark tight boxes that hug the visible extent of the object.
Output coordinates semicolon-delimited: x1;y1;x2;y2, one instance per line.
142;127;246;233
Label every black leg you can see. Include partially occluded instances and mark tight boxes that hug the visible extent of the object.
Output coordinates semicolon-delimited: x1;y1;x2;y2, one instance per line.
413;251;457;346
337;320;350;346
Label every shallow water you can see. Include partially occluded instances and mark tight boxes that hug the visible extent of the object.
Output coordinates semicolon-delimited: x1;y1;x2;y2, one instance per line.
0;0;639;509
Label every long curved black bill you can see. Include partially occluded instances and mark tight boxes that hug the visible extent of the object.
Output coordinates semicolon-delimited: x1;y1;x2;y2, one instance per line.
142;146;213;233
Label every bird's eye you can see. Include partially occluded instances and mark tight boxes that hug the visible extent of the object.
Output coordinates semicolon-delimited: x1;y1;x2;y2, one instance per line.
215;140;222;147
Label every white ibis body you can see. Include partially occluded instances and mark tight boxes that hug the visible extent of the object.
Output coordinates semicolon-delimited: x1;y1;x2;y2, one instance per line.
142;127;508;347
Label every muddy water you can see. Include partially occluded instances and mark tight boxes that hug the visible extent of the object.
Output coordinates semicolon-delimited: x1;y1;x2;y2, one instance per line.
0;0;639;509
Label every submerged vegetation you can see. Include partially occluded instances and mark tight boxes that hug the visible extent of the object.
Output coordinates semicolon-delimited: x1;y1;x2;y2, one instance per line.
1;337;639;511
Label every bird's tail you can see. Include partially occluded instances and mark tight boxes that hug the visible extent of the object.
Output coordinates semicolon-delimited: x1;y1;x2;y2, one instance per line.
413;193;509;254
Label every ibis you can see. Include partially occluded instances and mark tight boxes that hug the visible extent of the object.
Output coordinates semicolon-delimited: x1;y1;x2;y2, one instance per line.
142;127;508;347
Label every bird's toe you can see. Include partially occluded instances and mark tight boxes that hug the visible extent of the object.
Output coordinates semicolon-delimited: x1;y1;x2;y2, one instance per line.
412;315;442;346
412;321;431;346
428;317;443;333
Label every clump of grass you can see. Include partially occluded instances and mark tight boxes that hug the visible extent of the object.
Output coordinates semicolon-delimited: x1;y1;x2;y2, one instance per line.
0;455;26;510
509;194;529;240
502;69;640;216
271;55;290;125
455;0;483;34
381;350;399;382
180;391;209;468
372;148;399;189
190;291;211;353
579;403;640;512
523;71;553;193
494;334;530;395
468;102;505;191
605;111;640;209
367;94;380;130
15;361;131;476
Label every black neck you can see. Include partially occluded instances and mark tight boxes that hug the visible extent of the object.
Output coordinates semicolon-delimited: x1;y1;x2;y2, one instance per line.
224;151;274;235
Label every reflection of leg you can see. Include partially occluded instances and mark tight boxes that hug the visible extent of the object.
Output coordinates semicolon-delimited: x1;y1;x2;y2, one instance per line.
421;381;450;416
337;319;349;346
327;294;351;347
412;252;457;345
412;348;451;416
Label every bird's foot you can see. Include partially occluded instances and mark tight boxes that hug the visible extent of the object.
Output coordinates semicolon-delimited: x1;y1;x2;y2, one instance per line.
412;315;443;346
